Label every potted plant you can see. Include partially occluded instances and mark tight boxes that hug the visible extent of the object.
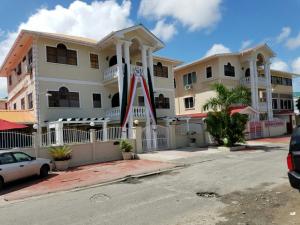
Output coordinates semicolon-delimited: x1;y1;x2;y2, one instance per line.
119;140;133;160
49;145;72;171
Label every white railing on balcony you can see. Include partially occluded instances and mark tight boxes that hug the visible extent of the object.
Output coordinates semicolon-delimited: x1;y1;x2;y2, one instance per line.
240;77;250;86
106;106;146;120
259;102;268;111
104;64;119;81
240;77;268;87
132;106;146;118
103;64;144;82
257;77;267;86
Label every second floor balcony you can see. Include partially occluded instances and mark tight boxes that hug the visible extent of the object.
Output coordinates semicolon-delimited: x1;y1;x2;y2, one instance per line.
105;106;146;121
240;76;268;87
103;64;144;83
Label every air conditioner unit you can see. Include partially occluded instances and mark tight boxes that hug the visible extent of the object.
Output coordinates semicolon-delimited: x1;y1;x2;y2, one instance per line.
184;84;192;90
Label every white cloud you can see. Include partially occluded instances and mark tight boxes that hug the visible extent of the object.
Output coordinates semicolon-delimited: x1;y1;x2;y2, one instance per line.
292;57;300;74
151;20;177;42
271;58;289;71
276;27;291;43
240;40;252;51
286;32;300;50
205;44;231;57
0;0;133;64
0;78;7;98
138;0;222;31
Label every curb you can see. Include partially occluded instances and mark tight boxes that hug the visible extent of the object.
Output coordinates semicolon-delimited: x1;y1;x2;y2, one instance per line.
0;163;185;204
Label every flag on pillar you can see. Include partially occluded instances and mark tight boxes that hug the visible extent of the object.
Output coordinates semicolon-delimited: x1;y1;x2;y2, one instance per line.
147;68;157;123
120;63;128;126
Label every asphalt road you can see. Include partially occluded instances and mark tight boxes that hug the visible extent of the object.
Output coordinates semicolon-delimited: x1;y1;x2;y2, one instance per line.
0;143;291;225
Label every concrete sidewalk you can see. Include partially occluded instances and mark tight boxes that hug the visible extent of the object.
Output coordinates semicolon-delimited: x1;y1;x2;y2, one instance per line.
0;159;177;201
247;135;290;145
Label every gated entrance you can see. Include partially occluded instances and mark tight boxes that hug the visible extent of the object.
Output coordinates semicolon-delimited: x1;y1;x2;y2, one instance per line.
142;125;169;152
248;121;263;139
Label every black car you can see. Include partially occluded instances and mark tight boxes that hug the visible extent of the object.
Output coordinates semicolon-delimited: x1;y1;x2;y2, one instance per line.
288;127;300;190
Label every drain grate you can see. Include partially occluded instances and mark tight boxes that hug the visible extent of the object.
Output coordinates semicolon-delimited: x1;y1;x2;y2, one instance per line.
196;192;220;198
90;193;110;203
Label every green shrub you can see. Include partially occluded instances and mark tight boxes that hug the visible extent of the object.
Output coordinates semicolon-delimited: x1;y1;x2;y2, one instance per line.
119;140;133;152
49;145;72;161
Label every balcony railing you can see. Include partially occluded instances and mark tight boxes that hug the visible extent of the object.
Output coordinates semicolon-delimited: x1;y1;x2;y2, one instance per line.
104;64;119;81
103;64;143;82
240;76;268;87
258;102;268;111
105;106;146;120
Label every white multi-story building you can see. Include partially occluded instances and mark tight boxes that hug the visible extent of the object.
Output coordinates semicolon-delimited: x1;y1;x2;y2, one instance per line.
0;25;181;139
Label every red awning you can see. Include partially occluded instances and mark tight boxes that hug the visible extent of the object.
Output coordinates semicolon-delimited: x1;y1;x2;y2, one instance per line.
0;119;28;131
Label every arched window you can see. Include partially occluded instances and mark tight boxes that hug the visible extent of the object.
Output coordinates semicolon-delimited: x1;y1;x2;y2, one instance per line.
46;43;77;65
154;62;168;78
224;63;235;77
48;86;79;108
245;68;250;77
109;55;125;67
155;93;170;109
111;93;120;108
57;44;67;64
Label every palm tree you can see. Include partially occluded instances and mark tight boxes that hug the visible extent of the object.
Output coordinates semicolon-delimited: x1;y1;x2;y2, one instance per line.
203;83;251;112
203;83;251;147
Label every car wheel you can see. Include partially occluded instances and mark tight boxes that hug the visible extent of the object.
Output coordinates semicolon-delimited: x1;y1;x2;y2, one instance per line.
40;165;49;178
0;177;4;190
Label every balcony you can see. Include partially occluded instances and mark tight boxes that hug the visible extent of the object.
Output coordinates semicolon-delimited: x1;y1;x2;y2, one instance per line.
258;102;268;112
105;106;146;121
240;77;268;87
103;64;143;82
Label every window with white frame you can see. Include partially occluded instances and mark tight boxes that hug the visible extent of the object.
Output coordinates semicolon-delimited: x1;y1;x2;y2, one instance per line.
183;72;196;86
184;97;194;109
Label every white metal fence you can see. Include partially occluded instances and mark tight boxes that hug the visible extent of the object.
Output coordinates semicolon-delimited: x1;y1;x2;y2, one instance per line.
107;127;123;140
1;127;126;150
0;131;34;150
63;129;90;144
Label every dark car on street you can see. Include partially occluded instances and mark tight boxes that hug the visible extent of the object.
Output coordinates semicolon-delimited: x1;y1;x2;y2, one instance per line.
287;127;300;190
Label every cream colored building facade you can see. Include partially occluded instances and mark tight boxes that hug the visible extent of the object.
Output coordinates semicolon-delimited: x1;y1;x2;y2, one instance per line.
175;44;296;133
0;25;181;135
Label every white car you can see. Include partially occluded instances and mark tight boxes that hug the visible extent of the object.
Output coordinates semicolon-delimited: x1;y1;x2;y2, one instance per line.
0;150;53;190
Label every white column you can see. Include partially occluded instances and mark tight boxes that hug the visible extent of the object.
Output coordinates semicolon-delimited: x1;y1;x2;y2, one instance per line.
116;41;127;139
124;41;134;139
249;59;259;121
141;45;152;149
103;121;108;141
55;122;64;146
116;41;124;105
147;47;155;88
265;59;273;120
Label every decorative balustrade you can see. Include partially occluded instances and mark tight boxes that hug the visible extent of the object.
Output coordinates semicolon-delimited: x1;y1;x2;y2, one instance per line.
105;106;146;120
240;76;268;87
258;102;268;111
103;64;144;82
104;64;119;81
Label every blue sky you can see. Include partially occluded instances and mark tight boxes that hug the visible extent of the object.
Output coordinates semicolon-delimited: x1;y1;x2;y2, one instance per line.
1;0;300;97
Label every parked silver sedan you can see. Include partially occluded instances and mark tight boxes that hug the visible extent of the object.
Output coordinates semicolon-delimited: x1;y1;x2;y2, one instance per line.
0;150;53;190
